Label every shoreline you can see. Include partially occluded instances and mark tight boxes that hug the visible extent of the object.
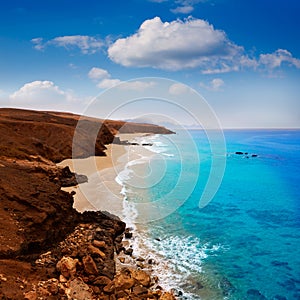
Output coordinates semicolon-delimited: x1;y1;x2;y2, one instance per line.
57;133;154;216
56;133;178;298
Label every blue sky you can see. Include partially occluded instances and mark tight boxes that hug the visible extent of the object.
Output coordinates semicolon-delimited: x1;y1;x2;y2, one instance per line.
0;0;299;128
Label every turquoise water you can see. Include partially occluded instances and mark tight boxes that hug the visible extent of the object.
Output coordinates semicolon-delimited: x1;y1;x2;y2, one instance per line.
122;130;300;300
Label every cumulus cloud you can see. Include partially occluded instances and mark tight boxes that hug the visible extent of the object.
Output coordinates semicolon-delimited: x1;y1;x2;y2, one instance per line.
31;35;103;54
169;83;191;95
199;78;225;91
259;49;300;69
88;67;110;80
9;81;78;105
108;17;244;71
97;78;122;89
88;67;156;91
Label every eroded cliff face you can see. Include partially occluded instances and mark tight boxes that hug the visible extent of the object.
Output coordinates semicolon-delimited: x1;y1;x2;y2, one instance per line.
0;108;174;299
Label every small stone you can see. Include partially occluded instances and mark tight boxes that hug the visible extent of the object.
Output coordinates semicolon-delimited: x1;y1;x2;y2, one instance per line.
137;257;145;262
48;280;59;294
24;291;37;300
88;244;106;258
124;248;133;256
82;255;98;275
56;256;78;279
59;275;67;283
159;292;176;300
116;290;128;298
131;269;151;287
103;281;115;293
93;240;106;248
66;278;94;300
93;276;111;286
0;274;7;282
137;262;144;269
124;228;133;239
133;285;148;295
114;273;135;291
91;285;101;294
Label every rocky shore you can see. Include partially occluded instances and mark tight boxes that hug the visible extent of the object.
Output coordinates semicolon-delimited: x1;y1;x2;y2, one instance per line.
0;108;175;299
23;222;175;300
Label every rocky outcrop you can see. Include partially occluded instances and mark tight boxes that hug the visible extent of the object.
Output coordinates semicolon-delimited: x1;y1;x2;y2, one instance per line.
22;222;175;300
0;108;175;299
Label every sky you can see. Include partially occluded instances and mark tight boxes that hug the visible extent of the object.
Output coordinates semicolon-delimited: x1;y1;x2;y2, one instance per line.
0;0;300;128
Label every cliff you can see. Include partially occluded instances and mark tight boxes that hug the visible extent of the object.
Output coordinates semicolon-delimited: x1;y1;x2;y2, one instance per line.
0;108;174;299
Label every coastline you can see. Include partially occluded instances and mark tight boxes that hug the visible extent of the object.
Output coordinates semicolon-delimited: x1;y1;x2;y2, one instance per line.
56;133;178;298
57;133;154;215
0;108;177;299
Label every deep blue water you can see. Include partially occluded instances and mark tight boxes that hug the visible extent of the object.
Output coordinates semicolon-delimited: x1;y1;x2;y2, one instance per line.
124;130;300;299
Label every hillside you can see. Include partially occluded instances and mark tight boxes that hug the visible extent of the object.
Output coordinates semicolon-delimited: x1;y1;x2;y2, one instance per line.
0;108;174;299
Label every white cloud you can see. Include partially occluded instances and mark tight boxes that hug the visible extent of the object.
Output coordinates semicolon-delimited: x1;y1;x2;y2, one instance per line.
88;67;156;91
31;38;44;50
31;35;103;54
199;78;225;91
169;83;191;95
9;81;78;105
119;81;156;91
259;49;300;69
88;67;110;80
97;78;122;89
171;5;194;14
108;17;243;71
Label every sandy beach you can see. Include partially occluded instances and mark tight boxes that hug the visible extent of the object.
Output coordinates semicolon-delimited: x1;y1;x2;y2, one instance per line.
57;133;156;217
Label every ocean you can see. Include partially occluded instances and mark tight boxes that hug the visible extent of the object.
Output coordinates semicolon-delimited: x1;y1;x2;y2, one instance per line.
117;129;300;300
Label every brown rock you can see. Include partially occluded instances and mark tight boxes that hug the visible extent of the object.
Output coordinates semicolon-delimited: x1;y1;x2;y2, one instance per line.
59;274;67;283
131;269;151;287
24;291;37;300
82;255;98;275
93;240;106;248
103;281;115;293
133;285;148;295
56;256;78;279
66;278;94;300
116;290;128;298
48;279;59;295
114;273;135;291
93;276;111;286
88;244;106;258
124;228;133;239
124;248;133;256
159;292;176;300
119;257;125;263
